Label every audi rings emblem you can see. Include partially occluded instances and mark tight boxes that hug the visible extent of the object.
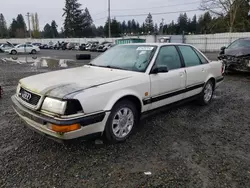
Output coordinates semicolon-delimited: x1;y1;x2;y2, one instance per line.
21;91;32;101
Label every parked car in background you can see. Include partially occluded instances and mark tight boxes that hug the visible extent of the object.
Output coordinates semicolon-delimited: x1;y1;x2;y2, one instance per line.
66;43;76;50
86;42;99;51
89;44;99;51
12;43;224;143
32;43;42;48
40;44;50;49
97;42;114;52
5;44;40;55
218;38;250;72
79;43;86;51
74;43;80;50
0;42;15;52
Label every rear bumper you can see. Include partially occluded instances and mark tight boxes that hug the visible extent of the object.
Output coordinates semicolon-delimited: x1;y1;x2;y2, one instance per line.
215;76;224;88
12;95;109;141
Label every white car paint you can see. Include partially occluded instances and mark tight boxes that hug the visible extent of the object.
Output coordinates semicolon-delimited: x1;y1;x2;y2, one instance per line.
5;44;40;54
12;43;224;141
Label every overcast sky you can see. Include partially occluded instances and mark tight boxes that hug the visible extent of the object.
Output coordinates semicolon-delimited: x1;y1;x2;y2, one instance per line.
1;0;203;30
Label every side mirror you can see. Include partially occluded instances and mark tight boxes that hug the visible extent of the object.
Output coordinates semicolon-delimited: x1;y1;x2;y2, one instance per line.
151;65;168;74
220;46;226;51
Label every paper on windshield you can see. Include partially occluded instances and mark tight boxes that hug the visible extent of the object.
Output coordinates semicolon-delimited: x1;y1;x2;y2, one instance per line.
136;46;154;51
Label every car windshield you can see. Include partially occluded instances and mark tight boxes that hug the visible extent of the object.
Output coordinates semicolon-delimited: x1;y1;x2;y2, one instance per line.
89;44;157;72
228;39;250;49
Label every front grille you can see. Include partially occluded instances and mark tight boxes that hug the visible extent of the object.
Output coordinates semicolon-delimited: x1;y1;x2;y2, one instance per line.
18;87;41;106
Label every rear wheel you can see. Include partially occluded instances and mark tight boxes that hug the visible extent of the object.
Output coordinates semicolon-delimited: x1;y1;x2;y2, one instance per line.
11;50;17;55
104;100;139;143
197;80;214;105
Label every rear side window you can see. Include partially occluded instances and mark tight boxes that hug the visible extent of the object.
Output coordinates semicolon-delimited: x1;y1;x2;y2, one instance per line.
193;48;208;64
178;46;201;67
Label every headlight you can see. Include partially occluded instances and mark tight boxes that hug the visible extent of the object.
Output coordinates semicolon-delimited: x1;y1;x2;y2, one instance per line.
16;83;21;95
41;97;67;115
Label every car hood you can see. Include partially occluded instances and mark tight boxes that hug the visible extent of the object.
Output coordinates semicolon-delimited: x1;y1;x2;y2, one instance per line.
224;47;250;57
19;66;137;98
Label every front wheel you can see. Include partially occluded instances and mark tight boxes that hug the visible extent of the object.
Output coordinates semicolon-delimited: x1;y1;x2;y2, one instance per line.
197;80;214;105
104;100;139;143
11;50;17;55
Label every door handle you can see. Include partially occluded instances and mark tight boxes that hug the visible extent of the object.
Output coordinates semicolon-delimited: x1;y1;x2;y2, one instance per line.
202;68;205;72
179;72;184;77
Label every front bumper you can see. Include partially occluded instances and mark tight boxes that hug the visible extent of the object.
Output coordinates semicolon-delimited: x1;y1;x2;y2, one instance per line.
12;95;109;141
220;56;250;72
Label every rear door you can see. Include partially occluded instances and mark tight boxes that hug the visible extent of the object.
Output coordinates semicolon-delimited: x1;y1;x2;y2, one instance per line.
148;45;186;109
177;45;210;98
25;44;33;53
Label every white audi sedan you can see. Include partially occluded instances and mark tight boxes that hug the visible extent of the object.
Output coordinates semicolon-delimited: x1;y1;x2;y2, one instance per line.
12;43;224;143
5;44;40;55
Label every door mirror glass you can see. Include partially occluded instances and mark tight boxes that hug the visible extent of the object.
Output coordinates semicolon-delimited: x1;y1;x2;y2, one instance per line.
220;46;226;51
151;65;168;74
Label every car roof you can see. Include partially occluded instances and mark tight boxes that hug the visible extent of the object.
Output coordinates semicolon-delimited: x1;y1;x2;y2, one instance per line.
238;38;250;41
121;43;194;47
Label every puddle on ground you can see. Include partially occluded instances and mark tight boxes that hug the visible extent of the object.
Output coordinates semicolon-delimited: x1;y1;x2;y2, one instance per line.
1;56;81;70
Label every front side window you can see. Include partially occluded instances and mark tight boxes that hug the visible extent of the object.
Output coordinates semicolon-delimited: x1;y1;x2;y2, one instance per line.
178;45;201;67
155;46;182;70
17;45;25;48
89;45;157;72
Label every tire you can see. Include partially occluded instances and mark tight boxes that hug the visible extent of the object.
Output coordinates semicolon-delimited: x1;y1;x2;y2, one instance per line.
76;54;91;60
197;80;214;105
31;50;37;54
11;50;17;55
104;100;139;143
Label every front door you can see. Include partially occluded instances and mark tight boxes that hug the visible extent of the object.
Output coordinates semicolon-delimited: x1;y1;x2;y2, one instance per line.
149;46;186;110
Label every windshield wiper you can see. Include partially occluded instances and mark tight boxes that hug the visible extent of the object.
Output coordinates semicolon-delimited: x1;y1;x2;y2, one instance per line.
88;63;127;70
104;65;129;70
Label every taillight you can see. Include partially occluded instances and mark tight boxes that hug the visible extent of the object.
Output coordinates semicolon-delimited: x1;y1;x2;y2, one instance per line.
221;63;225;74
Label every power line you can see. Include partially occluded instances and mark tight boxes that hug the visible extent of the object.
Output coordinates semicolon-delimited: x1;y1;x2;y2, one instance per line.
112;8;202;18
93;16;107;21
111;1;201;11
92;10;107;17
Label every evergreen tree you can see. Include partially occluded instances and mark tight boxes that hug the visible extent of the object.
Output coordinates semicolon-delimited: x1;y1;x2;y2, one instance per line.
16;14;26;37
0;13;8;38
51;20;59;38
9;19;18;38
131;19;137;34
154;23;158;34
127;20;132;34
63;0;83;37
121;21;127;34
43;23;52;38
190;15;197;34
145;13;154;34
81;8;94;37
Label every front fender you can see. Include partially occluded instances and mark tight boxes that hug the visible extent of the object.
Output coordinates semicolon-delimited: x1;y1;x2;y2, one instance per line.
104;89;144;112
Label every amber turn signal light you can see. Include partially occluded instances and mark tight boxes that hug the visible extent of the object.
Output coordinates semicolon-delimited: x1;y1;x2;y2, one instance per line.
52;124;81;133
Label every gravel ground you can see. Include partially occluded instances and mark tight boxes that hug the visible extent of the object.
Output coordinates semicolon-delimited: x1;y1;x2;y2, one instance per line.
0;53;250;188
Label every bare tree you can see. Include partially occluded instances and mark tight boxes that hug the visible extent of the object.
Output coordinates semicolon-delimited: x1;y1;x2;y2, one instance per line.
200;0;247;32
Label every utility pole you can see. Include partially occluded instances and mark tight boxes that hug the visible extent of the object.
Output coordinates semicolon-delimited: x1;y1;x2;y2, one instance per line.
26;12;32;38
161;18;164;35
108;0;111;38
